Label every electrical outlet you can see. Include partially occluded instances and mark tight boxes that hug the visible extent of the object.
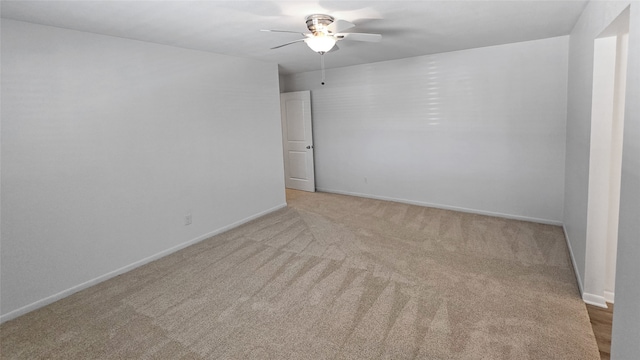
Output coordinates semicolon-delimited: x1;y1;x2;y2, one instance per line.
184;213;192;226
364;177;368;184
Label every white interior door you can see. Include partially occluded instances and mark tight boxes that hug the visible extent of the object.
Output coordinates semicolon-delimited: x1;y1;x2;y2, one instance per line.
281;91;315;192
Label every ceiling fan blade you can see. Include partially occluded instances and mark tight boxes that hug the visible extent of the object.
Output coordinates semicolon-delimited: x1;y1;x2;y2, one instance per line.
261;29;308;36
335;33;382;42
270;38;306;50
327;19;355;33
328;43;340;53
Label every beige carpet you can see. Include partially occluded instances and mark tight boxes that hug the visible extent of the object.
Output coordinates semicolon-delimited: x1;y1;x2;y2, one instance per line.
1;190;599;359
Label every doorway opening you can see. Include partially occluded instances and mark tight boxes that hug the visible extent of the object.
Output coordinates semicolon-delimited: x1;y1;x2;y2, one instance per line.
583;7;629;310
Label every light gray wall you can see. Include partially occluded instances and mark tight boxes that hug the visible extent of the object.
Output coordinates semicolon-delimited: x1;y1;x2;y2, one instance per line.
613;4;640;359
0;20;286;320
283;36;569;224
563;1;640;358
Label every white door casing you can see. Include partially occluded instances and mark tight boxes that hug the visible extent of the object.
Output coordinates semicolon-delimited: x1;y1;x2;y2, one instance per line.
280;91;315;192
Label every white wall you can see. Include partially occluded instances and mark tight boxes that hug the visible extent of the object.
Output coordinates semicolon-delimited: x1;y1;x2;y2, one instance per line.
612;3;640;358
563;1;640;358
282;36;569;224
0;20;286;321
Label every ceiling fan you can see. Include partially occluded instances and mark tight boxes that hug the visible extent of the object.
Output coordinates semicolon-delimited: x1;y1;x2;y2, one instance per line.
262;14;382;85
262;14;382;54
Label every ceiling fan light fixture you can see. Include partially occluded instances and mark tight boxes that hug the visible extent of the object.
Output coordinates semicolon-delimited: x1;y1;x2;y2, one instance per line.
304;34;336;54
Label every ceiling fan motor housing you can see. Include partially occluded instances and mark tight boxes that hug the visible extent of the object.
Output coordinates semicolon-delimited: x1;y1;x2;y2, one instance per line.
306;14;334;35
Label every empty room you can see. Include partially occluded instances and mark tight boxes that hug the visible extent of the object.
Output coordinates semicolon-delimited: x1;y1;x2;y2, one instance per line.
1;1;638;359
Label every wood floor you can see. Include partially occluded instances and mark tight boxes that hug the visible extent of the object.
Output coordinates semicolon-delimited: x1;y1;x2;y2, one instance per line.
586;303;614;360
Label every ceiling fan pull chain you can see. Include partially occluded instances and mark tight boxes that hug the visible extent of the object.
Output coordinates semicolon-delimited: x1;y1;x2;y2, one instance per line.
320;54;325;85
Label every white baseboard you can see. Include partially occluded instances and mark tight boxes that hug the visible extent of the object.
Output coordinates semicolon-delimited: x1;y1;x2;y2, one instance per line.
604;291;615;304
562;225;584;296
583;292;608;308
316;188;563;226
0;203;287;324
561;226;612;308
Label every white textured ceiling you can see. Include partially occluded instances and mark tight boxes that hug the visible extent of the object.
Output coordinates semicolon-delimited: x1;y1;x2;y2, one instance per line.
1;0;588;74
